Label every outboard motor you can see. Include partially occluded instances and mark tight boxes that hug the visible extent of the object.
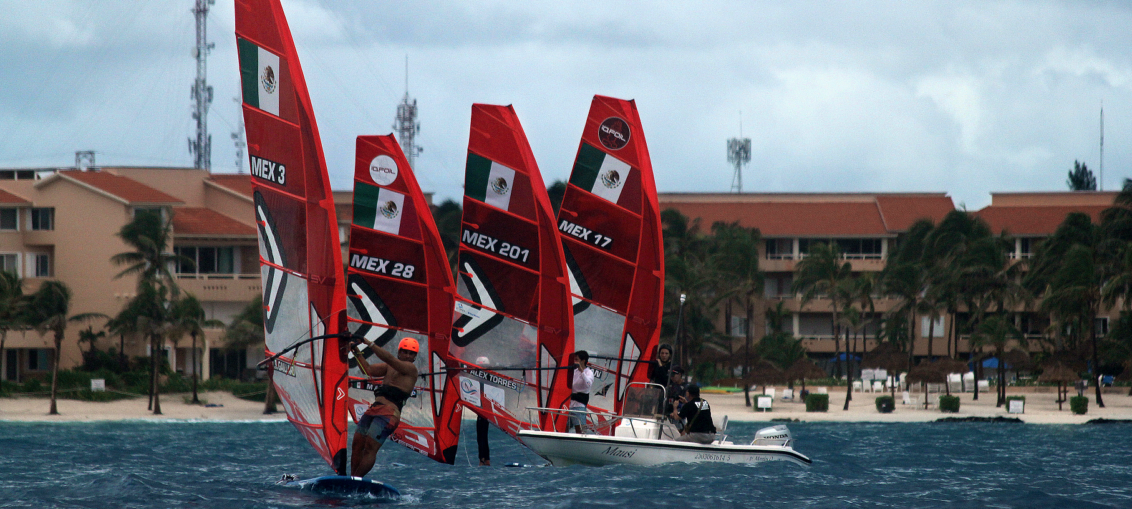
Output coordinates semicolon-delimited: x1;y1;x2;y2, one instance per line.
751;425;793;447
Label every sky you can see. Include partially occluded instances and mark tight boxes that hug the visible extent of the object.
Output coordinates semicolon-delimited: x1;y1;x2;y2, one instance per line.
1;1;1130;210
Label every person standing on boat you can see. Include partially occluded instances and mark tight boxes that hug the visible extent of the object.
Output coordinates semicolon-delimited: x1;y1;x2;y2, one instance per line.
568;350;594;433
349;337;420;477
674;385;716;444
647;344;673;387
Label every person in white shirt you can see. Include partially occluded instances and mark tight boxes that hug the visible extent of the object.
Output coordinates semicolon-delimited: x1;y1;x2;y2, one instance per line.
567;350;593;433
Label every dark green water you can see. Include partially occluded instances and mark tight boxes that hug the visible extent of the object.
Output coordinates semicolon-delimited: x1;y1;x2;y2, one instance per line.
1;420;1129;508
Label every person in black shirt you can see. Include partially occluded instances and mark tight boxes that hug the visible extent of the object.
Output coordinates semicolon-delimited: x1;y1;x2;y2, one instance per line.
647;344;673;387
673;384;716;444
664;366;687;415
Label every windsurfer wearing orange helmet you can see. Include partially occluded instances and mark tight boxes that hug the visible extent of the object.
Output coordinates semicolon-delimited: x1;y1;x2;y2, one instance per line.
349;336;420;477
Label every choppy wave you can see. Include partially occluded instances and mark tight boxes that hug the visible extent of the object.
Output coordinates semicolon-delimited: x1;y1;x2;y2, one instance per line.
1;420;1130;508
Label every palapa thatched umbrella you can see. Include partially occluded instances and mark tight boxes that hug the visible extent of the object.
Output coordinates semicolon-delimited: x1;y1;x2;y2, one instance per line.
861;342;909;399
785;358;828;396
1038;362;1079;411
931;358;970;396
744;359;788;390
906;363;947;409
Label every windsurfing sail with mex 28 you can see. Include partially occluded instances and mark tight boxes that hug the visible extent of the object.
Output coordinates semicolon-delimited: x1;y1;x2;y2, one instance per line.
449;104;575;438
236;0;350;474
344;135;462;464
557;96;664;429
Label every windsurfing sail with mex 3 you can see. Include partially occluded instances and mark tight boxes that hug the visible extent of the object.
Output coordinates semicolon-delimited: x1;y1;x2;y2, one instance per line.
558;96;664;430
345;135;462;464
236;0;350;474
449;104;575;438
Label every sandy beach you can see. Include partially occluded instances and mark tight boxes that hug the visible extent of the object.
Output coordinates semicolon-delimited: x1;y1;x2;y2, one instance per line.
3;387;1131;424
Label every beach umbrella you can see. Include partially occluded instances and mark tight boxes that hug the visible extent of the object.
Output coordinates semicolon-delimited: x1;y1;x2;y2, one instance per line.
785;358;828;395
744;359;787;393
861;342;909;398
1038;362;1079;411
906;363;946;409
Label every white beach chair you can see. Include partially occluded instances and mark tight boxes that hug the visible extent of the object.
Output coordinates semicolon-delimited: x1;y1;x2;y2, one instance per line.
764;388;776;399
852;380;863;392
872;381;884;393
817;387;828;395
781;388;794;401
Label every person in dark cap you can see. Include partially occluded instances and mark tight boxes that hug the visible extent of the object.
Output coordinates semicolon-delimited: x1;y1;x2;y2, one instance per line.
665;365;688;414
673;384;716;444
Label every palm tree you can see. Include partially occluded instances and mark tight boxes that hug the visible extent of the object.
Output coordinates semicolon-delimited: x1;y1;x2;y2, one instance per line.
793;242;852;404
1026;213;1108;407
169;294;223;404
0;271;26;379
881;219;934;376
970;314;1027;407
111;210;185;295
113;282;173;414
25;281;105;415
712;222;763;374
661;209;722;367
76;326;106;368
225;296;271;412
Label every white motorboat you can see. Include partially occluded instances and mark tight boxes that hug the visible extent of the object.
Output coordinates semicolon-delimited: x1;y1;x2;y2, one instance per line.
517;385;812;467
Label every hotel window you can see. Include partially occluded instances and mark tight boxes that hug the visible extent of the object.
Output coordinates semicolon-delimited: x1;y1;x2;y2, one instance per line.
27;348;51;371
1019;238;1039;259
765;238;793;259
0;208;17;230
730;316;748;337
175;246;235;274
132;207;165;220
1095;317;1109;338
33;253;51;277
29;207;54;231
0;254;17;275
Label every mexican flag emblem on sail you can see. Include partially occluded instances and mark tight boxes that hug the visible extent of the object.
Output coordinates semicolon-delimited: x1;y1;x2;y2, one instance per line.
237;38;282;117
465;153;515;211
569;143;633;205
353;182;406;235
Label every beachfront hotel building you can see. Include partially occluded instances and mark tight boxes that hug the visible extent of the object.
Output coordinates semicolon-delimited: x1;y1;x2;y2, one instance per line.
0;166;261;383
658;191;1123;370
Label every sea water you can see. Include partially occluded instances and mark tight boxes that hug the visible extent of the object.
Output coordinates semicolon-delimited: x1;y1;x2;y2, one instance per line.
1;419;1130;508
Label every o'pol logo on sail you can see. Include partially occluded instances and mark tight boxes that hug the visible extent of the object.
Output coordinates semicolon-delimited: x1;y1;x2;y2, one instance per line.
261;65;277;94
490;176;510;196
600;168;622;190
369;155;398;185
598;117;631;150
379;200;399;220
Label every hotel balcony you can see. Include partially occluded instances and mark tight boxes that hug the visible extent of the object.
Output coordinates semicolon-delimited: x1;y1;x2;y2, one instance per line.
175;273;261;303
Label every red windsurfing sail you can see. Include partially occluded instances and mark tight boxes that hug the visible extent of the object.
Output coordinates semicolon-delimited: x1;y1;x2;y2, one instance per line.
449;104;574;437
236;0;349;474
558;96;664;428
344;135;461;464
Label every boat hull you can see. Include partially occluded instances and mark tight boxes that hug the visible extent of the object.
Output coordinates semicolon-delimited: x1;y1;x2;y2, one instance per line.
517;430;812;467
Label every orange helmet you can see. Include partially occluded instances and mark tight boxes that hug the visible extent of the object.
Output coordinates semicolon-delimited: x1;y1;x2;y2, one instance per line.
398;337;420;353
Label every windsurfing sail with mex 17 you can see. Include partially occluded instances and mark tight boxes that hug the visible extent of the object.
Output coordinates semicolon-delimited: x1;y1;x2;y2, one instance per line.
236;0;350;475
449;104;575;438
345;135;462;464
557;96;664;430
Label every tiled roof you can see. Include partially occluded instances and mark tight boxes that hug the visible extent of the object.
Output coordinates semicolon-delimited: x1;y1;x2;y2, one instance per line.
207;174;254;198
0;189;30;204
172;207;256;236
875;195;955;231
974;205;1109;236
52;170;183;204
661;200;891;236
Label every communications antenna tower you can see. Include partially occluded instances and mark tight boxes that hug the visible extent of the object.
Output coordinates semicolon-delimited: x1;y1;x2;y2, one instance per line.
392;56;423;169
727;113;751;193
188;0;216;171
232;95;246;173
75;151;96;171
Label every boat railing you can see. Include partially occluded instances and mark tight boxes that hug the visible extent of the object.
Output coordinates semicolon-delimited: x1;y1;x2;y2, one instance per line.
523;406;621;434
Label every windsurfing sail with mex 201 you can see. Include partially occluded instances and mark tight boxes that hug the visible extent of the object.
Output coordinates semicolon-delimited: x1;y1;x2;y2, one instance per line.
558;96;664;430
449;104;575;438
344;135;462;464
236;0;350;474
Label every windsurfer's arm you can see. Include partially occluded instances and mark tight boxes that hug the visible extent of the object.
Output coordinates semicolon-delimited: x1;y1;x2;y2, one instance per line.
351;343;389;378
366;341;418;378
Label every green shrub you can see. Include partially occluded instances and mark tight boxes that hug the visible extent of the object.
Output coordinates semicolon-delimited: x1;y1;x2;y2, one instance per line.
24;378;42;392
875;395;895;413
939;395;960;413
805;393;829;412
1070;396;1088;415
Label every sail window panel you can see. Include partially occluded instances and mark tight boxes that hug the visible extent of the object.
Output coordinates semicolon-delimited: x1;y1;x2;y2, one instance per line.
456;253;540;324
559;188;642;264
347;275;430;335
449;317;539;371
242;107;307;197
459;200;540;272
